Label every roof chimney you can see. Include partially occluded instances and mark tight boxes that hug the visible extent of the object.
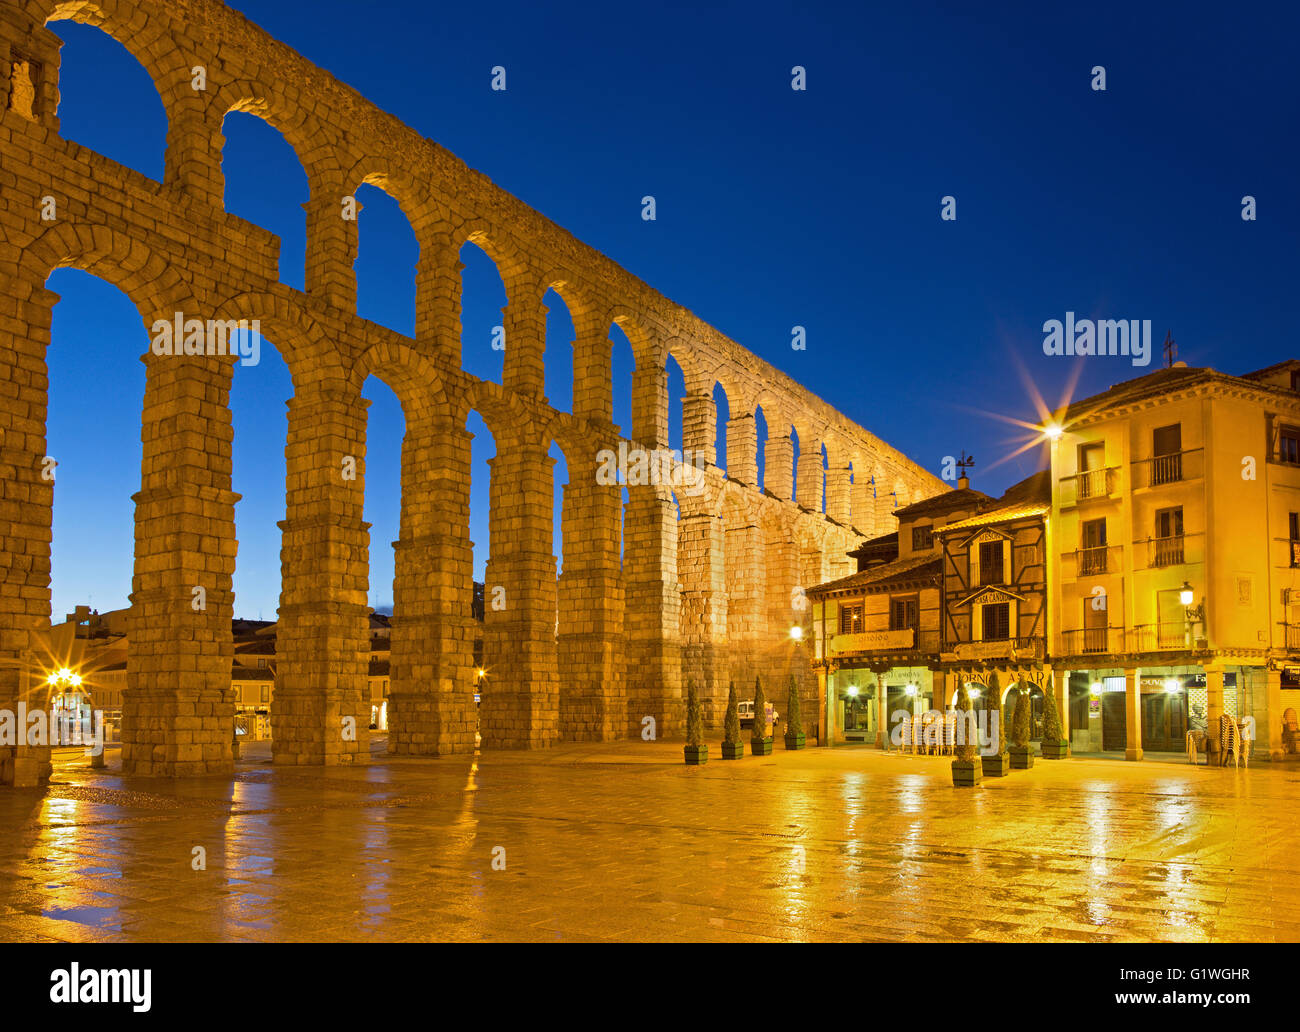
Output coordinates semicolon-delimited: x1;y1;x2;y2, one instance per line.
957;473;969;490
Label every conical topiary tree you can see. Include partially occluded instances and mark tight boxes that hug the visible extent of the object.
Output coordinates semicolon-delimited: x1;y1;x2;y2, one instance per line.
751;676;767;742
955;684;978;761
686;679;703;747
1039;678;1069;758
722;681;743;759
987;672;1006;755
683;679;707;765
1011;687;1031;748
784;674;805;749
724;682;741;744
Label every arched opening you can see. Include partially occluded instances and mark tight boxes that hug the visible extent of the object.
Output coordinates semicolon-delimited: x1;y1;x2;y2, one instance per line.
228;329;293;747
665;354;686;455
353;183;418;336
754;405;769;492
220;112;309;289
45;21;166;180
610;324;635;440
466;409;496;709
791;427;802;505
544;289;575;414
43;269;147;757
712;381;731;472
360;376;404;733
459;243;507;386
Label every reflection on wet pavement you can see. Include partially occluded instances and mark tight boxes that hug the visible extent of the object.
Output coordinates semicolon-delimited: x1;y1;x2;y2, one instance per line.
0;739;1295;942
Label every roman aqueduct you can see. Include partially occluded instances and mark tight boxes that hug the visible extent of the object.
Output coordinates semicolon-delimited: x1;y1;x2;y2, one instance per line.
0;0;941;784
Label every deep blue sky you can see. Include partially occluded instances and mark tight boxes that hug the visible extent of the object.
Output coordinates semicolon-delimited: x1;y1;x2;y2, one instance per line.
41;0;1299;620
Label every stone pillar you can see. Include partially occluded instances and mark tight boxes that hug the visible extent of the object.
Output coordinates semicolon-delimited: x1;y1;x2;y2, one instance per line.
574;333;613;424
876;671;890;748
1124;666;1143;761
272;382;371;766
304;185;357;310
1260;667;1284;761
850;474;875;536
481;438;559;748
724;515;764;689
557;468;626;741
796;444;823;512
1205;664;1225;735
502;287;546;399
682;391;717;467
623;483;682;738
1055;668;1070;741
415;241;462;364
725;415;758;486
678;507;727;726
631;364;668;448
874;483;895;532
826;466;852;524
765;434;794;502
166;113;222;207
0;283;56;786
123;348;239;776
387;417;477;755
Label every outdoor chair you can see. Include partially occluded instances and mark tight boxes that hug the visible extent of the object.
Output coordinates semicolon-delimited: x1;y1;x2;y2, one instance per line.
1218;713;1242;769
920;711;940;755
942;711;958;756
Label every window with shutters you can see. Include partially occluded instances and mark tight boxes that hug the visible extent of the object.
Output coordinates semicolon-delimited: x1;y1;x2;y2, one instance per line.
912;525;933;551
978;540;1005;584
982;602;1010;641
1280;425;1300;466
889;596;918;631
839;602;863;634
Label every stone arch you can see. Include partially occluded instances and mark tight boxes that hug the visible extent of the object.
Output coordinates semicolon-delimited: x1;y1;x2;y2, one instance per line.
348;339;450;425
210;290;345;393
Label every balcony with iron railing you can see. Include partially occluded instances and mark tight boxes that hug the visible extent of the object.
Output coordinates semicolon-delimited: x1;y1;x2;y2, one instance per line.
1059;466;1119;507
1142;531;1205;569
1060;627;1118;655
1288;624;1300;650
1065;543;1124;578
1131;447;1204;490
1127;621;1205;652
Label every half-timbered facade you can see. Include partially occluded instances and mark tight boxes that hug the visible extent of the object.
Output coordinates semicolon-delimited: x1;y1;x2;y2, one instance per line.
936;472;1052;729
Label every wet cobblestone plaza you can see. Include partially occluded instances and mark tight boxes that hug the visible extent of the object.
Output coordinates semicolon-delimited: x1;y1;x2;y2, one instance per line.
1;741;1297;943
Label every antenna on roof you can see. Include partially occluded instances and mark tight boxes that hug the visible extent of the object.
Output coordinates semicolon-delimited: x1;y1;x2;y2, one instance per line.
1162;331;1177;368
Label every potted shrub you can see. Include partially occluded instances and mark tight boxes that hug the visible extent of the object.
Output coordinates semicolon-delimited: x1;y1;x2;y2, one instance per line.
683;679;707;765
981;672;1010;777
721;681;745;759
1008;685;1034;769
750;676;773;756
951;683;982;787
784;675;806;750
1039;681;1069;759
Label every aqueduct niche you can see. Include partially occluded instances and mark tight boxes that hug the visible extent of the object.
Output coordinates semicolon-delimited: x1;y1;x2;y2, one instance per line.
0;0;942;783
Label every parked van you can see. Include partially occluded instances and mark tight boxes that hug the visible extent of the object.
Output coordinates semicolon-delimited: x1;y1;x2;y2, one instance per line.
738;699;778;732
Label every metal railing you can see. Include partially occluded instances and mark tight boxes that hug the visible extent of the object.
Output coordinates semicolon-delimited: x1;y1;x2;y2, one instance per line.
1060;466;1117;505
1131;447;1203;489
1127;621;1204;652
1060;627;1114;654
1288;625;1300;650
1151;534;1184;567
1076;544;1114;576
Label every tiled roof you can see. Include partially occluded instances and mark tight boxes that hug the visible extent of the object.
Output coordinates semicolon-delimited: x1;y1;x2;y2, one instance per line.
893;487;990;520
937;502;1049;533
808;554;941;596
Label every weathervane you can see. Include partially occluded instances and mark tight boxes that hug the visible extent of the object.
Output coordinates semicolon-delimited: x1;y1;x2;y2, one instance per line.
1163;331;1177;367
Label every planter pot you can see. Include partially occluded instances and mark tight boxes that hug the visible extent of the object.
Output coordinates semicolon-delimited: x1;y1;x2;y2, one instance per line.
721;740;745;760
784;732;806;751
981;752;1011;777
751;738;773;756
1040;739;1070;760
951;758;982;787
684;744;708;766
1009;745;1034;769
